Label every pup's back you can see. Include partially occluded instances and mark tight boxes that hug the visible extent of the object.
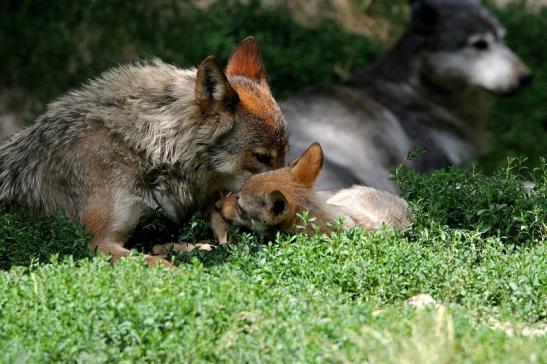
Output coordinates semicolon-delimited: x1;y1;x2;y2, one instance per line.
325;186;412;229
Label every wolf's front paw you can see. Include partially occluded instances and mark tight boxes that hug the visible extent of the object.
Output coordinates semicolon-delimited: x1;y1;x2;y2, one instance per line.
195;240;215;251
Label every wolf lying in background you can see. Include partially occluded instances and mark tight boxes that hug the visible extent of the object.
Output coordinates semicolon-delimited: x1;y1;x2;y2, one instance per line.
0;37;288;267
211;143;411;241
283;0;532;193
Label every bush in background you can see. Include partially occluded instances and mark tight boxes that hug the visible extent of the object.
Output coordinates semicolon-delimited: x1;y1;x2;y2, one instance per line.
396;158;546;245
0;0;381;103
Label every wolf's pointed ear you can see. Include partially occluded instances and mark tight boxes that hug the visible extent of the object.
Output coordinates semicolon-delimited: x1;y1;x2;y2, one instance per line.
196;55;238;112
289;142;324;188
226;36;267;83
410;1;438;35
266;190;289;218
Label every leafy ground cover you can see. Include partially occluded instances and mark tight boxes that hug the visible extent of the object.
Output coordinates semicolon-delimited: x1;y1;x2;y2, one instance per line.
0;160;545;362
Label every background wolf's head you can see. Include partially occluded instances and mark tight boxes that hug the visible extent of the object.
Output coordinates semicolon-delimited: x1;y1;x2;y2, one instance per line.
409;0;531;94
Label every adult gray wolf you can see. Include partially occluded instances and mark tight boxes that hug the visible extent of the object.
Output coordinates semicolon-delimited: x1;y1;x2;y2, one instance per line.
0;37;288;267
283;0;531;193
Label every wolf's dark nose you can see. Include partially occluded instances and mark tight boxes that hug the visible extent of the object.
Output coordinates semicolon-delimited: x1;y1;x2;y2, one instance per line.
518;73;533;87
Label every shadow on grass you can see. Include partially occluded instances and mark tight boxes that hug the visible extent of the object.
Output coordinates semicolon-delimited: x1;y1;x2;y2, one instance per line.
128;210;269;268
0;205;245;271
0;204;93;270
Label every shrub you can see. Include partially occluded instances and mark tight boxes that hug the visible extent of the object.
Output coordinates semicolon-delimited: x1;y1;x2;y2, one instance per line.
396;158;546;245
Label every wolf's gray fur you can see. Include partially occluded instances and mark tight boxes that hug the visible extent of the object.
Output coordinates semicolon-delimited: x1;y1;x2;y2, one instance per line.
0;38;288;266
284;0;531;193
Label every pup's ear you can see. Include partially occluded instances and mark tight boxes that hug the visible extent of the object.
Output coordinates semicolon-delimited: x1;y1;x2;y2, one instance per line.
226;36;267;83
196;55;238;113
289;142;324;188
266;190;289;218
410;0;438;35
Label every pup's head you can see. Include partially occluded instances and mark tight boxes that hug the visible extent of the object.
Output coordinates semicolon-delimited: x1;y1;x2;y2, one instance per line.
196;37;288;191
216;142;324;232
408;0;531;95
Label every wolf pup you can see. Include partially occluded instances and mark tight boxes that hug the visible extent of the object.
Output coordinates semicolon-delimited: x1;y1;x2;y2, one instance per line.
284;0;531;194
212;142;411;240
0;37;288;267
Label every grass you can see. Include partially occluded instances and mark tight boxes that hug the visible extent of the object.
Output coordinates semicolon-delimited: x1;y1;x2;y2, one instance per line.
0;205;92;271
0;160;545;362
1;256;545;363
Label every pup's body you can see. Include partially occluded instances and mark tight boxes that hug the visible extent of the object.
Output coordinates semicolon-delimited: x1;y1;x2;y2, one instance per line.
214;143;411;239
284;0;531;193
323;186;412;230
0;38;288;266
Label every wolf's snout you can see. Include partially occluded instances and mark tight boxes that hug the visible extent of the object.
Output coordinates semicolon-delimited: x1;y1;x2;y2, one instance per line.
501;68;532;96
518;73;533;88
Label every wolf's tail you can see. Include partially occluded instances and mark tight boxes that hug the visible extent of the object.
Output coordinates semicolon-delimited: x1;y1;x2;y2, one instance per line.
0;125;47;213
0;133;24;208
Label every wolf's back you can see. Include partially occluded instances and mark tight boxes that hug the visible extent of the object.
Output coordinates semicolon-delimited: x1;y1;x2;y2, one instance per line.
0;69;117;214
0;125;41;211
0;60;198;216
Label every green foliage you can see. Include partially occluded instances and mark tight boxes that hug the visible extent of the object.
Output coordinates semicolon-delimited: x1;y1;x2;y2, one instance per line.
0;0;381;105
483;4;547;172
0;204;91;270
1;160;545;362
0;224;545;361
396;158;546;245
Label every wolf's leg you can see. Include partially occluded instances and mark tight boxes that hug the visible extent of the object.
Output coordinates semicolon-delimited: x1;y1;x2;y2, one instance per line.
210;209;230;245
81;190;175;268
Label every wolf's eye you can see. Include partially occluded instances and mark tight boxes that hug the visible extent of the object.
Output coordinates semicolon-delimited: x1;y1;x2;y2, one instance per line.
471;40;489;51
254;153;272;165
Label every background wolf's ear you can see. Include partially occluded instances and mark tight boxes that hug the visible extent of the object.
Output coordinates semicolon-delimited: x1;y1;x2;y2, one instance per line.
196;55;238;113
226;36;268;83
266;190;289;218
410;0;438;36
289;142;324;188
